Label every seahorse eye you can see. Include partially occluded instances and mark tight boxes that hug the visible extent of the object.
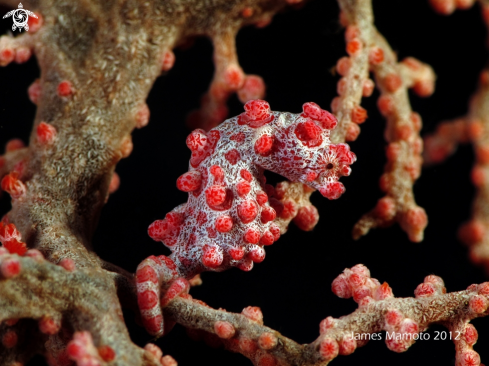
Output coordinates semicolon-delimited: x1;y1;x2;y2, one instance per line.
326;163;334;170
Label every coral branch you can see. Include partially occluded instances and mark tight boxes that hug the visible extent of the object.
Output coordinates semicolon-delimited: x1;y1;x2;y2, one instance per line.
162;264;489;366
0;252;162;365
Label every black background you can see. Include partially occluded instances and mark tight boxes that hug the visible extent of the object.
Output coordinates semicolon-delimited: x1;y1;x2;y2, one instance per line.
0;1;487;365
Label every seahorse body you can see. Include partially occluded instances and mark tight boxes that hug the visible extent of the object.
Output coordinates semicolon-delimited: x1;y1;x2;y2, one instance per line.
148;100;356;278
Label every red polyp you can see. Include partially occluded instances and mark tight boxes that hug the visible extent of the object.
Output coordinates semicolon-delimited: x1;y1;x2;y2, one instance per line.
37;122;57;144
294;205;319;231
1;172;26;199
238;200;258;223
98;345;116;362
177;171;202;192
57;80;73;97
254;135;274;156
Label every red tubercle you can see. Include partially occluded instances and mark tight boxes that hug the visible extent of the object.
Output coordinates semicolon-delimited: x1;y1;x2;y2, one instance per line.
260;206;276;224
205;185;227;206
256;191;268;206
295;120;323;147
254;135;274;156
37;122;57;144
248;245;265;263
244;228;260;244
57;80;73;97
236;180;251;197
238;100;274;127
225;149;241;165
202;245;223;268
238;200;258;223
229;247;245;260
302;102;337;129
177;171;202;192
259;231;274;245
215;215;233;233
